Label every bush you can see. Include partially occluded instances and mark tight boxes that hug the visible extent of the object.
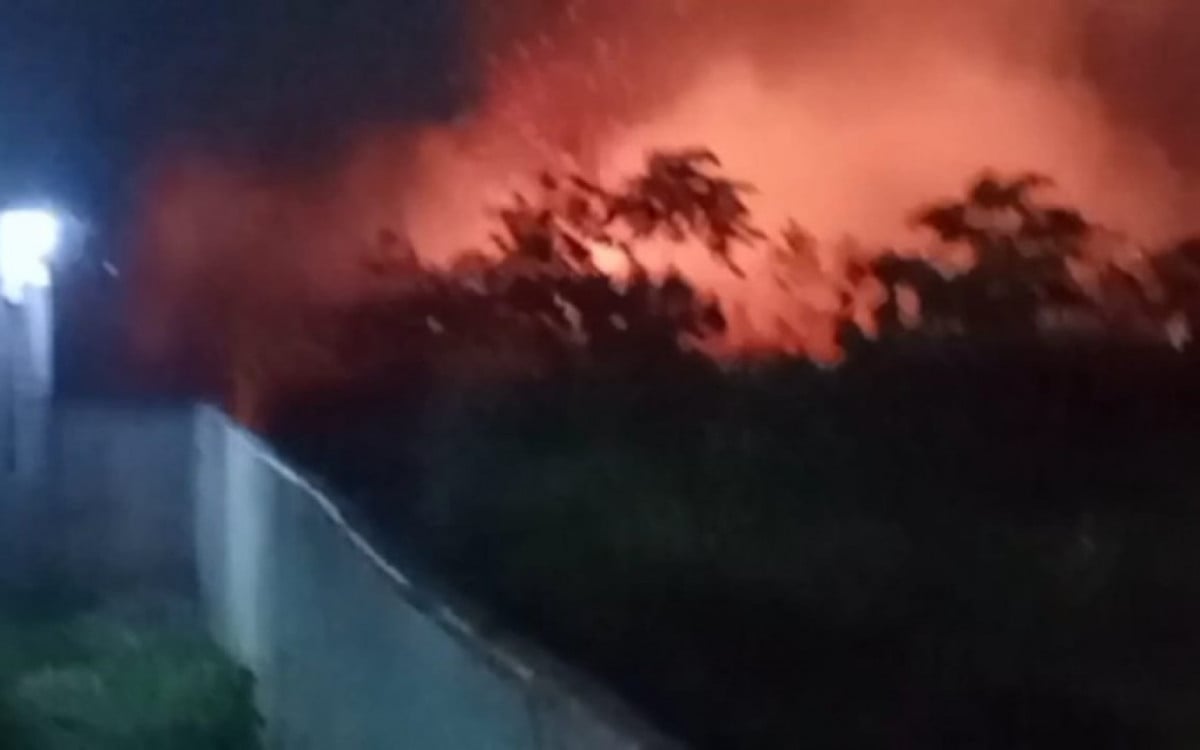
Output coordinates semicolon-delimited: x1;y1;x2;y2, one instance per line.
278;342;1200;748
0;597;261;750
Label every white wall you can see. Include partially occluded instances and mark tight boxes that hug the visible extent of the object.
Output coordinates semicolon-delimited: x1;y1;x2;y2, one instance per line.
190;407;681;750
41;401;679;748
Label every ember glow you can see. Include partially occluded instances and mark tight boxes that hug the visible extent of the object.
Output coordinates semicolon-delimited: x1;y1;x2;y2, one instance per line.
129;0;1200;385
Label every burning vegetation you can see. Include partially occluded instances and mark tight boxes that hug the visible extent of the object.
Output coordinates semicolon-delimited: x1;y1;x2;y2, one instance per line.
123;0;1200;422
131;143;1200;423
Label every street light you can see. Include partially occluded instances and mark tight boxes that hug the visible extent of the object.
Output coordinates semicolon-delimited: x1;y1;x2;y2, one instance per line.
0;209;61;305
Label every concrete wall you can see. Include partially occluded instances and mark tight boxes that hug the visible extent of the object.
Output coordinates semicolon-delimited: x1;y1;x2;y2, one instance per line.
36;400;679;748
189;406;680;750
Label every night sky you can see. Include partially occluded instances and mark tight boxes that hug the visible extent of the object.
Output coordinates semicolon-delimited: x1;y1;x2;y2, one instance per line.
0;0;468;220
4;1;1200;231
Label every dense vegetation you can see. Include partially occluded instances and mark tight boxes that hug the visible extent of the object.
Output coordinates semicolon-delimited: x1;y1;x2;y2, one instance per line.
276;343;1200;748
267;153;1200;748
264;151;1199;405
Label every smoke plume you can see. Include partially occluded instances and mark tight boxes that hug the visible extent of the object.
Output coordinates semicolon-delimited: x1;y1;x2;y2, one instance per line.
130;0;1200;371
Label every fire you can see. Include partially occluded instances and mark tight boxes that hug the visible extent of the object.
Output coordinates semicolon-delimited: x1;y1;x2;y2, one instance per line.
127;0;1200;400
583;239;632;280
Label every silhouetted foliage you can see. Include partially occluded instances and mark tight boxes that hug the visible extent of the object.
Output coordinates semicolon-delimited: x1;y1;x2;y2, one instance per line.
271;154;1200;750
574;148;766;275
338;150;741;391
871;172;1095;339
1150;237;1200;344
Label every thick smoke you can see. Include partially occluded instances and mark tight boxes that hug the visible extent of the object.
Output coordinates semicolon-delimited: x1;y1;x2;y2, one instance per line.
409;0;1194;251
130;0;1200;368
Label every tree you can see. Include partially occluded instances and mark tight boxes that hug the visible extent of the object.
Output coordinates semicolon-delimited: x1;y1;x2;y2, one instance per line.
870;172;1095;340
306;149;742;409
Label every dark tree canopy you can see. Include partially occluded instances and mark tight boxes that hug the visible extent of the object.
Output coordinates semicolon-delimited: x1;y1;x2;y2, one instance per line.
249;155;1200;421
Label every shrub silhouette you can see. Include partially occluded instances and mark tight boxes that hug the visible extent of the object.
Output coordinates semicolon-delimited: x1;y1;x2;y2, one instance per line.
870;172;1094;340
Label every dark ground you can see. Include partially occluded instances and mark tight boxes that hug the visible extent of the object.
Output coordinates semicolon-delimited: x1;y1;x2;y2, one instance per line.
275;339;1200;748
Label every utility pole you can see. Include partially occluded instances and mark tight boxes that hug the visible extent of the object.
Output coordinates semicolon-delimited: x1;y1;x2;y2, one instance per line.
0;209;60;490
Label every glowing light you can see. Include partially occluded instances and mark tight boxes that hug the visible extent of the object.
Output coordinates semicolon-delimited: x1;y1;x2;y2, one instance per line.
0;209;61;304
585;239;632;279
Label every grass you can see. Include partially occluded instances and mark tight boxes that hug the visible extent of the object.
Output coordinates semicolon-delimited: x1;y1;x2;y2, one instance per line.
0;591;261;750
